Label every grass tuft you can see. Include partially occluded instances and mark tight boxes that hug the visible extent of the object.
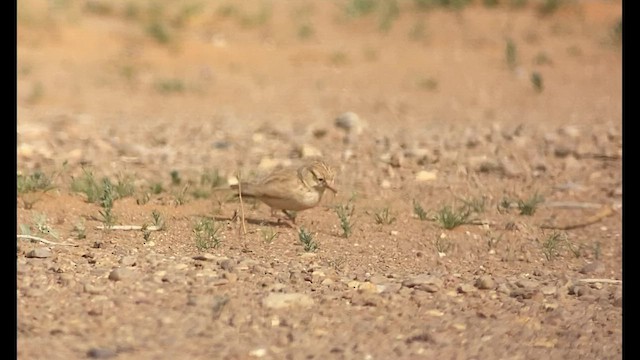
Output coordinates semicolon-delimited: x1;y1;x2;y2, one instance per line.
413;199;428;220
374;207;396;225
517;192;544;216
434;205;470;230
298;226;318;252
193;217;222;250
335;200;356;238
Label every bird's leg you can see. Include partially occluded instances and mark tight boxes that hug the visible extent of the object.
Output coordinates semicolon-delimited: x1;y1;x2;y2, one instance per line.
282;210;297;224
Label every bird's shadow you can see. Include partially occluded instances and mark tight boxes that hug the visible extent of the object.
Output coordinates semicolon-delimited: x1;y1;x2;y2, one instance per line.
212;216;294;229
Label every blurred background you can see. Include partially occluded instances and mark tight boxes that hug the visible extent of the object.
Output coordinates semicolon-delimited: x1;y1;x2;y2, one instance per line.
17;0;622;181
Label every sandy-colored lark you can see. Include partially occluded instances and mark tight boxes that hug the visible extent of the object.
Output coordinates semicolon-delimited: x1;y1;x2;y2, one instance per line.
232;159;337;222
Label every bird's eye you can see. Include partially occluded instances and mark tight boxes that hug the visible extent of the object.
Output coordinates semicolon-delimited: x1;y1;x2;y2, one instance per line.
318;177;324;182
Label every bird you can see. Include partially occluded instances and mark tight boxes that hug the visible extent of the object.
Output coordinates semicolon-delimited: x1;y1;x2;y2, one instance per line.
231;159;337;223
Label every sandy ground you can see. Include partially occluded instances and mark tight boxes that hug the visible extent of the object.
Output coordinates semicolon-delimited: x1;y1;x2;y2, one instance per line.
17;1;622;359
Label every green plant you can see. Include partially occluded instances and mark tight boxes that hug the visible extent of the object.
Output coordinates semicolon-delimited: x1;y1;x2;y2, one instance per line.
298;226;318;252
409;20;427;41
434;205;470;229
26;82;44;104
531;71;543;92
335;201;356;238
261;227;279;244
151;210;165;230
238;3;272;28
114;173;136;199
517;192;544;215
378;0;399;32
345;0;377;17
434;235;452;254
538;0;562;16
193;217;222;250
330;51;349;66
413;199;428;220
541;231;564;261
155;78;185;93
32;213;59;239
72;219;86;240
170;170;181;185
98;178;117;229
297;23;314;39
506;38;518;70
71;167;103;203
18;165;64;194
417;77;438;91
150;182;164;194
374;207;396;225
487;233;502;251
459;195;486;214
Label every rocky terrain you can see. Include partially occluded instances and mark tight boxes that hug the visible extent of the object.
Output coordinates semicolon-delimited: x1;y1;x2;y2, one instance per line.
17;1;622;359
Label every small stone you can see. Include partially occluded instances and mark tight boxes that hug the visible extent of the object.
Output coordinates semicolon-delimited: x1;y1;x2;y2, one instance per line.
541;286;557;296
262;293;314;309
415;170;437;182
222;272;238;283
475;275;495;290
321;278;334;286
579;261;605;275
543;302;558;311
193;253;219;261
563;156;581;170
119;256;137;267
515;279;539;289
108;267;135;281
335;112;362;133
457;283;477;293
386;280;405;292
380;179;391;189
500;157;522;177
249;348;267;358
469;156;503;174
554;144;573;158
87;348;117;359
219;259;236;272
84;283;106;295
357;282;378;293
402;274;443;292
297;143;323;158
26;248;52;258
425;309;445;317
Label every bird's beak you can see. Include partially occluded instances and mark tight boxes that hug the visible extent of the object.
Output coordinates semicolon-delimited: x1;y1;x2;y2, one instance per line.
326;183;337;194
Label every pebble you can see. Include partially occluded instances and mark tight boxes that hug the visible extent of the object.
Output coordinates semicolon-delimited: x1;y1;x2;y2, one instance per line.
554;144;574;158
222;272;238;283
402;274;443;293
26;247;52;258
296;143;323;158
249;348;267;358
192;253;219;261
334;112;362;133
84;283;106;295
457;283;477;294
415;170;437;182
87;347;117;359
541;286;557;296
262;293;314;309
119;256;137;266
579;261;605;275
108;267;135;281
357;281;378;293
219;259;236;272
475;275;495;290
